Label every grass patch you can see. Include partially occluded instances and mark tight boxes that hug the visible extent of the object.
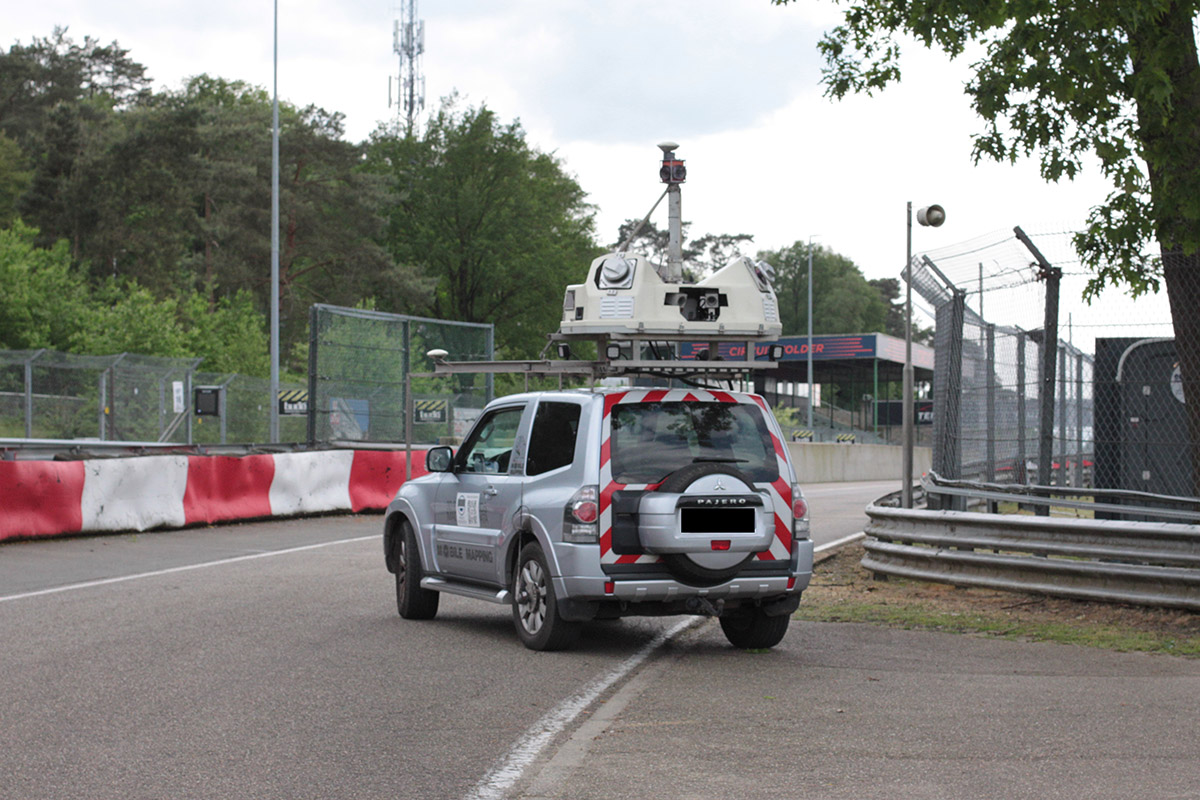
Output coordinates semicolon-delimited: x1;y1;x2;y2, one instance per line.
795;541;1200;657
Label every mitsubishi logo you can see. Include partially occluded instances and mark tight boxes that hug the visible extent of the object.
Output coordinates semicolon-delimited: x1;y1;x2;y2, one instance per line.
712;478;728;492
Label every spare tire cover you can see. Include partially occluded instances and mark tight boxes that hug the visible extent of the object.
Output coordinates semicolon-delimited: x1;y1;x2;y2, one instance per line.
655;462;759;587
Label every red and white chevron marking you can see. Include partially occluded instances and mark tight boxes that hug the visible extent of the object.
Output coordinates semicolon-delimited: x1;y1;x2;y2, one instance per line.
597;389;794;567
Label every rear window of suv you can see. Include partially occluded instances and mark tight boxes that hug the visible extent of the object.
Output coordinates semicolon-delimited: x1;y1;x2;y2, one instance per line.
609;401;779;485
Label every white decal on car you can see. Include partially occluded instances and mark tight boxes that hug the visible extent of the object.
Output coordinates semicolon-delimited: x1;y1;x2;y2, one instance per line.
456;493;481;527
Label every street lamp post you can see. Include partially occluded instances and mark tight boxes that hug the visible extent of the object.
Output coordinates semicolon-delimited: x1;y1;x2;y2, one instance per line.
269;0;281;443
807;235;816;433
902;203;945;508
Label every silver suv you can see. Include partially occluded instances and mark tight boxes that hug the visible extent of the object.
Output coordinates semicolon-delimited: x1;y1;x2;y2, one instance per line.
383;387;813;650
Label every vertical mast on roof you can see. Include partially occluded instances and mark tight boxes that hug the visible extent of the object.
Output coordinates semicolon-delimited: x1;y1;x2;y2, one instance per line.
658;142;686;283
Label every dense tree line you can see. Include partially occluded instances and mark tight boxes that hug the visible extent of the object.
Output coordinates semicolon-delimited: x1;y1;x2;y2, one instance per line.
1;28;905;379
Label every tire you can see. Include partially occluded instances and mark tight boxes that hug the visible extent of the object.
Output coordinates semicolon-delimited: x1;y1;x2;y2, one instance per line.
719;607;790;649
657;463;757;586
395;520;439;620
655;462;755;494
512;541;580;651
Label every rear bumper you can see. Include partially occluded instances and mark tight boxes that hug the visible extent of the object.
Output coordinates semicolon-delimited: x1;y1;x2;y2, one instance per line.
554;538;813;617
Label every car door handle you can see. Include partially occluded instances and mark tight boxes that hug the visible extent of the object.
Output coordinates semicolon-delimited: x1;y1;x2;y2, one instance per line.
484;485;499;496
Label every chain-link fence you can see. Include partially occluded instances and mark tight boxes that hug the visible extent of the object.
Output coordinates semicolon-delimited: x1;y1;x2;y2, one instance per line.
307;305;494;445
0;349;306;445
3;307;496;449
911;226;1193;503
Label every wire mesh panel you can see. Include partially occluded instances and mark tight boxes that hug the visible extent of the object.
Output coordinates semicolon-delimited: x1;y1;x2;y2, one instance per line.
185;372;308;445
104;354;202;443
0;351;43;438
0;350;206;442
307;305;493;444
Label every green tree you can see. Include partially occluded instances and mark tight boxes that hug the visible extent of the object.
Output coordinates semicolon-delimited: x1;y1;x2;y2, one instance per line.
181;289;270;376
778;0;1200;489
364;98;600;356
760;241;888;336
2;29;150;256
0;27;150;150
0;221;89;349
164;76;426;361
85;94;202;295
69;281;192;357
611;219;755;280
17;99;114;256
613;218;697;263
0;133;32;226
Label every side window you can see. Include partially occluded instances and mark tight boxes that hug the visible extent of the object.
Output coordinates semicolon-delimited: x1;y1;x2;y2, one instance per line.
526;402;581;476
457;406;524;474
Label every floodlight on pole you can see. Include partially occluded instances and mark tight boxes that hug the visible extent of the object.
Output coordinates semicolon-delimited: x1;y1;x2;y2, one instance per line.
902;203;945;508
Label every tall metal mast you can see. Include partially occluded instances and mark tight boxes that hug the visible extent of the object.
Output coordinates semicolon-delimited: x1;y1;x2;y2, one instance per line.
390;0;425;132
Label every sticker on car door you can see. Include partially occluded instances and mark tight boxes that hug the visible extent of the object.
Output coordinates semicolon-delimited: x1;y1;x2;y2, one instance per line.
456;493;481;527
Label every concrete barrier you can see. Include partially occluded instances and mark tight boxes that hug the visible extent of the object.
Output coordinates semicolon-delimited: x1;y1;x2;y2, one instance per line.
0;449;429;543
0;443;914;543
787;442;931;484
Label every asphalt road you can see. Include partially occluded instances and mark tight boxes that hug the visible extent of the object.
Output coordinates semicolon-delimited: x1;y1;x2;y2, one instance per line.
1;513;682;800
7;479;1198;799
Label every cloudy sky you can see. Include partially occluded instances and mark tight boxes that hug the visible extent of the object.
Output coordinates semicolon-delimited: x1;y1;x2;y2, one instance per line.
8;0;1171;336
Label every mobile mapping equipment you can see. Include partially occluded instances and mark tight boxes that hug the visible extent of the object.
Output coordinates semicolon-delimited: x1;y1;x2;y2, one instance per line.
426;142;785;382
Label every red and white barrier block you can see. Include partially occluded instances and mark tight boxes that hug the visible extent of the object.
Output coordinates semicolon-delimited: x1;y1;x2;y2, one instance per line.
0;449;427;543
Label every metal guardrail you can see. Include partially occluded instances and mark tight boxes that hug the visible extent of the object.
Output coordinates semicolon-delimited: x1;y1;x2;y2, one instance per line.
926;471;1200;523
864;481;1200;610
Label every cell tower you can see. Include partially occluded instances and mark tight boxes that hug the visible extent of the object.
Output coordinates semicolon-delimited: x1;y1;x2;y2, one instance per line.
389;0;425;132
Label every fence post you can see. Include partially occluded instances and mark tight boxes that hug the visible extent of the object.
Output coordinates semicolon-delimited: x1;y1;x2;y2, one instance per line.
1015;227;1061;514
402;319;411;446
1017;331;1027;483
986;323;996;483
932;290;966;510
1037;280;1061;513
186;368;194;445
1059;342;1067;488
485;325;495;404
1076;351;1085;488
405;372;413;481
24;349;44;439
307;305;319;447
98;369;107;441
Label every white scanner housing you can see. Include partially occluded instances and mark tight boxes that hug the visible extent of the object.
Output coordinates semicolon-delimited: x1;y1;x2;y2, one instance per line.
559;252;782;340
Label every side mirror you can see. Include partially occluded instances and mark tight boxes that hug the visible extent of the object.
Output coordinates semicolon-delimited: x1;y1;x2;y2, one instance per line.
425;446;454;473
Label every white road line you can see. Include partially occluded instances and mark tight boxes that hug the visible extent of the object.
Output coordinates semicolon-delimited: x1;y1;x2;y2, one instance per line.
0;535;377;604
464;531;865;800
815;531;866;553
806;485;900;496
463;617;700;800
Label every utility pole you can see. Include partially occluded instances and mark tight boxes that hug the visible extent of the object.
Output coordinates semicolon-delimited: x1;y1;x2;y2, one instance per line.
903;203;946;508
807;236;816;432
270;0;280;443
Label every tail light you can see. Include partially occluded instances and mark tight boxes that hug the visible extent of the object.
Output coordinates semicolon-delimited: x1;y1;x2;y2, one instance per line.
791;484;809;540
563;485;600;543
